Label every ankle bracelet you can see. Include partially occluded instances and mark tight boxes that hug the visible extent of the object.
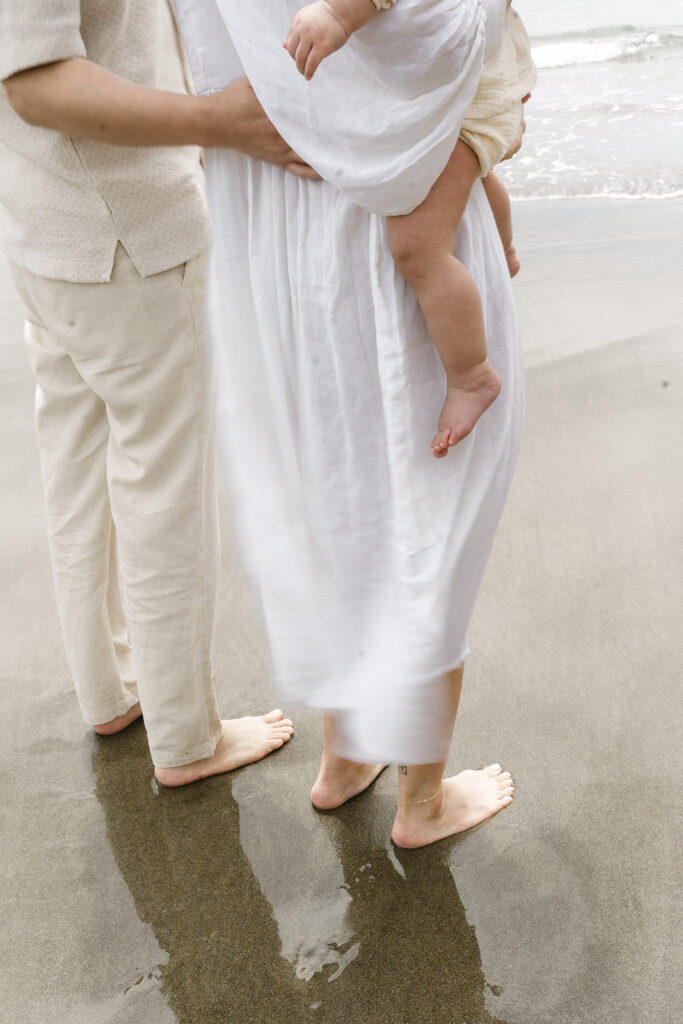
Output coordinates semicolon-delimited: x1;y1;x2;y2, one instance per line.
398;783;443;807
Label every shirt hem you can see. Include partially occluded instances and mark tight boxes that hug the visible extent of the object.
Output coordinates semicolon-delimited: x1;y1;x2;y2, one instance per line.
1;238;211;284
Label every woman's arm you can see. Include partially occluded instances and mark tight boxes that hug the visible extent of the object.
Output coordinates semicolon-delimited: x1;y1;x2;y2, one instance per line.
3;58;319;177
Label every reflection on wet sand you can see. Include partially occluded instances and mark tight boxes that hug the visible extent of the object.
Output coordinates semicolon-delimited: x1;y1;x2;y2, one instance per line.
236;776;510;1024
92;723;311;1023
93;725;508;1023
322;840;509;1023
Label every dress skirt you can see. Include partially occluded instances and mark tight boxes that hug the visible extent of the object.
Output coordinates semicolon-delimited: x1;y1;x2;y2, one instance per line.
174;0;524;763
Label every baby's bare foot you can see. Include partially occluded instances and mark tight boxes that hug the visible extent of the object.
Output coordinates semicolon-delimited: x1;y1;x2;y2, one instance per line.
92;701;142;736
155;710;294;787
505;243;521;278
391;764;514;848
431;359;502;457
311;752;386;810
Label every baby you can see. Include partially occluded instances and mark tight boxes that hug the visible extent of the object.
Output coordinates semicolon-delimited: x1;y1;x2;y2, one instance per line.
285;0;536;456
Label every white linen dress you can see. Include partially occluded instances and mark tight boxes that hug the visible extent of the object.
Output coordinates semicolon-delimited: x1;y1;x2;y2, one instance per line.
174;0;524;763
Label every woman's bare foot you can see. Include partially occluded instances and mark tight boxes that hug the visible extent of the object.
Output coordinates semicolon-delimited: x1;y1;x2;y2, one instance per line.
154;709;294;788
505;243;521;278
311;752;386;810
92;701;142;736
431;359;502;457
391;764;514;848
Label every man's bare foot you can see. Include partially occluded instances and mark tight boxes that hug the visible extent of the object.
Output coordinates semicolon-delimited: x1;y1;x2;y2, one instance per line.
154;709;294;788
311;752;386;810
505;243;521;278
391;764;514;848
92;701;142;736
431;359;502;457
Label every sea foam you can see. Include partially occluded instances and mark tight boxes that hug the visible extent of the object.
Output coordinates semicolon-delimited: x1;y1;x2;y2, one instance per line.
531;25;683;70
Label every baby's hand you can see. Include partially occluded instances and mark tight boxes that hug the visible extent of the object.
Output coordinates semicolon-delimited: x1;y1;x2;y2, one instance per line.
284;1;349;81
501;113;526;161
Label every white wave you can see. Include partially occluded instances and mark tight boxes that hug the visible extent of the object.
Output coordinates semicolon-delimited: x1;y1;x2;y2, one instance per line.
501;162;683;202
531;27;683;70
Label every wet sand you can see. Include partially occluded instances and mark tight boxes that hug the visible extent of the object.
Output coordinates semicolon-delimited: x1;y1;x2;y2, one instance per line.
1;199;681;1024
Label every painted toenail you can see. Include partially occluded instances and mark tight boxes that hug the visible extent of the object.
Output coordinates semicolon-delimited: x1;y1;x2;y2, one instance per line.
488;763;501;771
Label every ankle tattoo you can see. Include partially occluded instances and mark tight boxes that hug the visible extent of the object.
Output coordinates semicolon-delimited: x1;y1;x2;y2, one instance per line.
398;765;408;775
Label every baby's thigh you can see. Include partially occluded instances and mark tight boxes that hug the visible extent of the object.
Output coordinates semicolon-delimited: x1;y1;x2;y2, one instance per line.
387;141;480;263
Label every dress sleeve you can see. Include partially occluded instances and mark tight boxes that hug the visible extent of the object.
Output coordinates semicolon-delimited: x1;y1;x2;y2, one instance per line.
0;0;86;81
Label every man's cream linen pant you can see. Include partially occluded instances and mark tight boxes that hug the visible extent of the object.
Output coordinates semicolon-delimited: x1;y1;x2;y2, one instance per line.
9;245;222;768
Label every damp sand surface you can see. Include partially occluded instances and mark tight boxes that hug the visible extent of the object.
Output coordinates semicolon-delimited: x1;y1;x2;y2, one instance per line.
1;199;681;1024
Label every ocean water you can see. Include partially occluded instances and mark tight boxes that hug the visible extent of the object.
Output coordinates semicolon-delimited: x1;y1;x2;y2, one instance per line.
498;0;683;200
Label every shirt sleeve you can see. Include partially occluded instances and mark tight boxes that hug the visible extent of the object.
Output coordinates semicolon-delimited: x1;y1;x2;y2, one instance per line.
0;0;86;81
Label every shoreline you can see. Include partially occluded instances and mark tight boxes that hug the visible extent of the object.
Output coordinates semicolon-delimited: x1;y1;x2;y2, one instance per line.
510;191;683;203
510;196;683;367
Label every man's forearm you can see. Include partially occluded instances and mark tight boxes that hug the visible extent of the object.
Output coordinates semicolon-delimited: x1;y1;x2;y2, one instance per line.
3;58;229;147
3;57;320;177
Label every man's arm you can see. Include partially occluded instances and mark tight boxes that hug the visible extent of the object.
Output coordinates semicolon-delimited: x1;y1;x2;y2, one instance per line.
3;57;318;178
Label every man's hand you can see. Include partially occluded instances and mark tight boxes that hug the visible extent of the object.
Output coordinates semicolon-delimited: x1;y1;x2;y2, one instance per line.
285;1;350;81
210;78;319;178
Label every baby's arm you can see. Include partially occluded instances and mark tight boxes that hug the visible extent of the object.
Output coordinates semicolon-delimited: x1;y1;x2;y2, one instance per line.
285;0;388;81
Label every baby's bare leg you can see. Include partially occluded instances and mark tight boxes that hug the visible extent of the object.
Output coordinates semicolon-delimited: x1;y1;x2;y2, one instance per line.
387;141;501;456
482;170;520;277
